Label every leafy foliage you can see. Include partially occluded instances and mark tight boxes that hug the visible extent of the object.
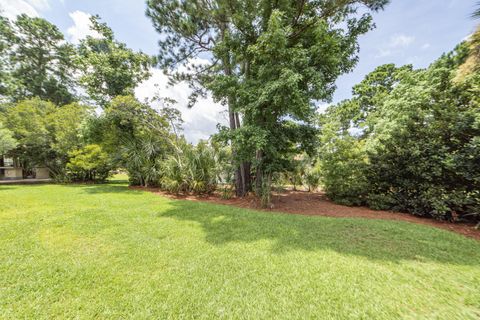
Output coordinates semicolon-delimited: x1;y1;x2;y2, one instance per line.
78;16;152;106
320;43;480;221
162;140;222;194
2;98;90;177
146;0;389;202
303;164;321;193
121;132;166;187
0;15;77;105
83;95;173;186
0;121;17;154
67;144;112;182
318;120;368;205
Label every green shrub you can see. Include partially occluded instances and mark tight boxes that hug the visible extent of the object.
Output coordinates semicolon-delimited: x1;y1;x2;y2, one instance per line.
303;164;321;192
320;45;480;222
318;124;369;206
366;193;397;211
220;186;234;200
66;144;112;182
121;134;165;187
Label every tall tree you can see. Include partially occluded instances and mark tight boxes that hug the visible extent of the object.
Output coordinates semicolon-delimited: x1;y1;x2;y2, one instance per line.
78;16;152;107
0;14;77;105
0;16;13;99
146;0;389;198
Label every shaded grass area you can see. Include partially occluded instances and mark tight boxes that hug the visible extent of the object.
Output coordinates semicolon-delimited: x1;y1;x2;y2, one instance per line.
1;182;480;319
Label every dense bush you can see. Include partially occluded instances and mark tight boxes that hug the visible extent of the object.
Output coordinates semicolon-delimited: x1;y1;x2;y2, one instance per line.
364;64;480;220
320;43;480;222
121;133;165;187
82;96;174;187
318;120;369;205
303;164;322;192
66;144;112;182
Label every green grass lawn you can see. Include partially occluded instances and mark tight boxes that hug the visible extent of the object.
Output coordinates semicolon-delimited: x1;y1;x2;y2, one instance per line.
1;180;480;319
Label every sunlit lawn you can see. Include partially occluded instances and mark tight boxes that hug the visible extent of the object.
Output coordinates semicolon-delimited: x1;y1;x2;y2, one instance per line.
1;179;479;319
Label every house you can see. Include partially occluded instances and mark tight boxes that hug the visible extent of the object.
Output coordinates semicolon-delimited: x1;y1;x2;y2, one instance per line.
0;155;50;181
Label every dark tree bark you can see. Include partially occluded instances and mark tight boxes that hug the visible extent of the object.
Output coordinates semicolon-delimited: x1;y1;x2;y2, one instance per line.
224;54;251;197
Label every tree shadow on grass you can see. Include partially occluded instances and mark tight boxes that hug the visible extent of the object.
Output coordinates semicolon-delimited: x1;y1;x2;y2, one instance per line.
0;186;17;191
58;182;141;195
159;199;480;266
1;180;139;195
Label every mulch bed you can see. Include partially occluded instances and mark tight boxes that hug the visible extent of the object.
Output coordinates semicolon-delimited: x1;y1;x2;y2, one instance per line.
131;186;480;241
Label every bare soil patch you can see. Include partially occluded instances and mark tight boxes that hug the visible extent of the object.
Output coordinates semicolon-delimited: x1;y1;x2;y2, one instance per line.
132;187;480;240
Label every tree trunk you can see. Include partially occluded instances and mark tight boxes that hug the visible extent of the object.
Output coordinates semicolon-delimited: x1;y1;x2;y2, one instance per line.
225;73;250;197
242;161;251;194
228;104;245;197
220;22;252;198
255;149;263;195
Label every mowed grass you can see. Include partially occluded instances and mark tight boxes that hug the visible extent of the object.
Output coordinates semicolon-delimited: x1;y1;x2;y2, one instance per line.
1;180;480;319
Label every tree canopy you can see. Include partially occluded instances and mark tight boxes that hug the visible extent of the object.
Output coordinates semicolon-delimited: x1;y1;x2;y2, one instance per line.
319;41;480;221
78;16;152;106
0;121;17;155
0;14;77;105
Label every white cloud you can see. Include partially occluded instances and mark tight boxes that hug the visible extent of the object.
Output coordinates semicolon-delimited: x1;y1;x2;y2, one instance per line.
135;68;227;144
421;43;431;50
376;48;392;58
0;0;49;19
389;34;415;48
28;0;49;10
67;10;101;45
375;33;415;58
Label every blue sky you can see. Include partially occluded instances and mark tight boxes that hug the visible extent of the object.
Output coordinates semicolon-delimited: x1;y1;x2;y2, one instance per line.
1;0;478;141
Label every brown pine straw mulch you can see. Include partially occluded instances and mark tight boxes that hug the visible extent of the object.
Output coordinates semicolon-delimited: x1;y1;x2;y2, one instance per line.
131;187;480;241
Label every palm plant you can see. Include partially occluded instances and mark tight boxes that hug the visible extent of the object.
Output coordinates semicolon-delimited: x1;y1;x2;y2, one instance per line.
186;141;217;193
161;139;219;195
161;154;188;194
122;133;165;187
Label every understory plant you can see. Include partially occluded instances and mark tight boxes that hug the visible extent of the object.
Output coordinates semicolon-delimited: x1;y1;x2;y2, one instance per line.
161;140;218;194
66;144;112;182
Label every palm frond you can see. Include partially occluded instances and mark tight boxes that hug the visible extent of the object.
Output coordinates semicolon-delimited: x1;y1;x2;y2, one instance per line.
472;2;480;19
